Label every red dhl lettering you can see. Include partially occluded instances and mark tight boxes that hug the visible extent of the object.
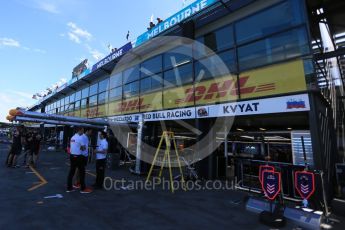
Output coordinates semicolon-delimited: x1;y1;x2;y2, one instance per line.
176;76;274;104
117;98;151;112
87;107;98;117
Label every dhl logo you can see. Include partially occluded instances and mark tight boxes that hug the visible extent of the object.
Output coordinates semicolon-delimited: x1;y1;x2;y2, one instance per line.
111;76;277;112
176;76;275;104
114;98;151;112
87;107;104;117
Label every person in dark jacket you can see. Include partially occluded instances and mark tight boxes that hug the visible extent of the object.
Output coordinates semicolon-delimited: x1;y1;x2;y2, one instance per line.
23;131;33;167
107;130;120;169
30;131;42;168
7;126;25;168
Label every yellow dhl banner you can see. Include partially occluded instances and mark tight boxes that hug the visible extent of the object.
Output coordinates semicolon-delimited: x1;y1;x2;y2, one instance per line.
73;110;81;118
96;104;107;118
166;59;307;106
84;59;307;117
121;97;140;114
106;93;163;115
80;109;88;118
108;100;122;116
239;59;307;99
83;105;108;118
108;97;142;115
139;91;163;112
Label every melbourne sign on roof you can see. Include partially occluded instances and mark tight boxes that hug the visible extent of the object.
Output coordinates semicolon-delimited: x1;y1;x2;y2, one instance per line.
134;0;218;47
92;42;133;72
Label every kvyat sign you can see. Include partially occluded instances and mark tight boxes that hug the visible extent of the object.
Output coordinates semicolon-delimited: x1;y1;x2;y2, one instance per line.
106;94;310;122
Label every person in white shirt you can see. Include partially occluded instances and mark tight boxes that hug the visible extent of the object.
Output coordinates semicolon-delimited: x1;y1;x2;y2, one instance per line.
94;131;108;189
73;129;93;189
81;129;92;158
67;127;92;194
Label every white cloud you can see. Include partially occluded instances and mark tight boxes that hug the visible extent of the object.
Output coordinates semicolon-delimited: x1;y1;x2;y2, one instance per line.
67;32;81;44
89;49;103;60
64;22;103;61
33;48;46;54
0;90;33;122
0;38;20;47
36;1;59;14
21;46;46;54
85;45;104;61
67;22;92;44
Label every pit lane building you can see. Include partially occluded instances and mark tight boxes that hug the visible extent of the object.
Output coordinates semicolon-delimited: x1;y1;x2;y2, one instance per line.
28;0;345;201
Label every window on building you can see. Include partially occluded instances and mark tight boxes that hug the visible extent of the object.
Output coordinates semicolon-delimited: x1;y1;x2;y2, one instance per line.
123;65;139;84
196;25;234;59
109;87;122;101
164;45;192;70
164;63;193;88
98;91;108;104
124;81;139;98
64;96;70;105
140;77;151;93
81;98;88;109
98;78;109;93
219;50;237;72
238;27;309;71
110;72;122;89
194;49;236;81
140;74;163;93
75;100;81;110
69;103;75;112
89;95;98;107
140;55;162;78
82;87;89;98
75;90;82;101
151;74;162;90
89;83;98;96
235;1;305;44
69;93;75;103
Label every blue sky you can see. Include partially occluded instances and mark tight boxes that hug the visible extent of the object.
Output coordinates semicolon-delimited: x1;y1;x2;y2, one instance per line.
0;0;194;122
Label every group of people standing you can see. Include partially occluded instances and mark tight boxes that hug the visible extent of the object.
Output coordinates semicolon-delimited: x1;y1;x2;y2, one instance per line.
5;125;111;194
6;126;41;168
67;127;109;194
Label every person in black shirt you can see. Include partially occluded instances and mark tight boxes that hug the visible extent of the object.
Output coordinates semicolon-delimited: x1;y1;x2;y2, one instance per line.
30;131;42;168
7;126;25;168
23;131;33;167
107;130;120;170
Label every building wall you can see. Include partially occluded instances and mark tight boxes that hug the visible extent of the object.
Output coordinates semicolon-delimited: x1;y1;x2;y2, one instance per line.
44;0;311;120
